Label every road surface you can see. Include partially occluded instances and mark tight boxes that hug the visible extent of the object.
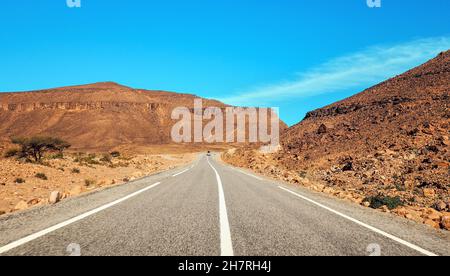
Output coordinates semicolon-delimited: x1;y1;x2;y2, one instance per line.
0;154;449;256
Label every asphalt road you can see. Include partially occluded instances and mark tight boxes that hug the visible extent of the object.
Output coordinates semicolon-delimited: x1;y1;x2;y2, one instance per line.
0;154;449;256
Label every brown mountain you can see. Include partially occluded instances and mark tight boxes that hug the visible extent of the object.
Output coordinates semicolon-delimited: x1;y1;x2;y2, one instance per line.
0;82;228;151
224;50;449;227
280;50;449;179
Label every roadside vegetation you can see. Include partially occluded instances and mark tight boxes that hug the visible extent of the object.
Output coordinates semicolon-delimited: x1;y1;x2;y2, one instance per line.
6;136;70;163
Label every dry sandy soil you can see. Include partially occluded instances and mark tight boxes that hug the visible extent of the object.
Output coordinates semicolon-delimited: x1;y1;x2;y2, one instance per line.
0;149;197;216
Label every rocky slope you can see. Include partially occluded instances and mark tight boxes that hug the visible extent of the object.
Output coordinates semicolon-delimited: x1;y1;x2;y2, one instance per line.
223;50;450;230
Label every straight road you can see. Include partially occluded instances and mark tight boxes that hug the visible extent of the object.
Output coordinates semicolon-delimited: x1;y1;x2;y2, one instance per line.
0;154;449;256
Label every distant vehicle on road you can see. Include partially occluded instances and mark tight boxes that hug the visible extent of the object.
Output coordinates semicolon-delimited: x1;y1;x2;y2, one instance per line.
207;151;211;156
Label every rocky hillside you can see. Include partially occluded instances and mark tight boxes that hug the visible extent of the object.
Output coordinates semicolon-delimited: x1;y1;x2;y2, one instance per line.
0;82;230;151
224;51;450;230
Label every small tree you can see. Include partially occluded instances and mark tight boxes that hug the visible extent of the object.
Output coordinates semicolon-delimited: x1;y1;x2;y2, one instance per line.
11;136;71;162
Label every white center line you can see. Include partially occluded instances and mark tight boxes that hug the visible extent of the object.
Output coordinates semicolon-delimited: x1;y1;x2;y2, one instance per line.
207;157;234;256
0;182;162;255
172;168;190;177
278;186;438;256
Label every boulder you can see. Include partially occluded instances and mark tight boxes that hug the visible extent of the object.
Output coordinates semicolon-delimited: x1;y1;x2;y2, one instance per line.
434;201;447;211
441;216;450;230
49;191;61;204
423;188;436;198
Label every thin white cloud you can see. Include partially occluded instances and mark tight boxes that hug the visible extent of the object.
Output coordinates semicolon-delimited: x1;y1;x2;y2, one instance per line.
221;37;450;106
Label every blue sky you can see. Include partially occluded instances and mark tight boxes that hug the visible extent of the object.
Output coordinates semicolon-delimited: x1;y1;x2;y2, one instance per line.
1;0;449;125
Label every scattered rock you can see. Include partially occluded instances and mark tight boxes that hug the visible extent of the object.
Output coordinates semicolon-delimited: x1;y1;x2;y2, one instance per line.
423;188;436;198
27;198;40;206
441;216;450;230
342;162;353;172
425;209;442;221
434;201;447;211
424;219;440;229
49;191;61;204
14;200;28;211
426;145;439;153
317;124;327;134
0;210;6;216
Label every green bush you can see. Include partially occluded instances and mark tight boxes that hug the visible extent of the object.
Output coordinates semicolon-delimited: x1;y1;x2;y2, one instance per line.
49;152;64;159
364;195;404;210
35;173;48;180
11;136;70;162
74;153;100;165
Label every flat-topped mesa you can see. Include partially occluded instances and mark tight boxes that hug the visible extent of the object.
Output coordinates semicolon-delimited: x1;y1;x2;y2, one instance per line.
0;82;286;150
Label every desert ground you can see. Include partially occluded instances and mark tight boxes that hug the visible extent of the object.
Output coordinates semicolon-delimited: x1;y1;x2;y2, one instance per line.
0;146;197;216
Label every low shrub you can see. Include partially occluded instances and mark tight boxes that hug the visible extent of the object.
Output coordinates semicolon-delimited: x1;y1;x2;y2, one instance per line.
14;178;25;184
71;168;81;174
4;148;20;158
364;195;404;210
35;173;48;180
49;152;64;159
84;179;96;187
100;153;112;163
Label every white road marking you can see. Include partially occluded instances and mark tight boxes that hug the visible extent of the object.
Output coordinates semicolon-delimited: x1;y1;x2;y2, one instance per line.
278;186;438;256
233;168;262;180
207;157;234;256
0;182;162;255
172;168;190;177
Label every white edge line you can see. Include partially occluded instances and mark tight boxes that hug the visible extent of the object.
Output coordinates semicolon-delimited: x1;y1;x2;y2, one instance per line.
172;168;190;177
234;168;262;181
278;186;438;256
0;182;162;255
207;157;234;256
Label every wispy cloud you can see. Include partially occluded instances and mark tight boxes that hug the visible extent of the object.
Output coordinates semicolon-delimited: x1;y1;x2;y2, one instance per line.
221;37;450;106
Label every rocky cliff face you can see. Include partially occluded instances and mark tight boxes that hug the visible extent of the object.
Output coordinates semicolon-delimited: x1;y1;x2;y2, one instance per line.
0;82;227;150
